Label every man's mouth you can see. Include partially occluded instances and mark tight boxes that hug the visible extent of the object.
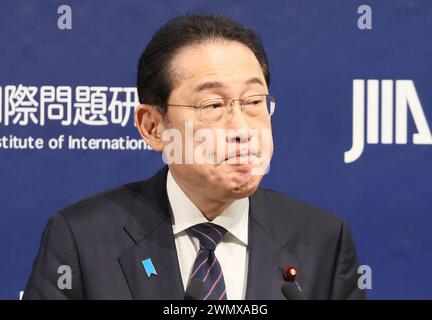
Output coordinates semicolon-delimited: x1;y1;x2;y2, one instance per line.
222;150;260;164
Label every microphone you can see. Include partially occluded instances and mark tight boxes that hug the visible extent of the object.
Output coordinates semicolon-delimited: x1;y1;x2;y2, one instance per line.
282;281;305;300
184;279;204;300
281;266;305;300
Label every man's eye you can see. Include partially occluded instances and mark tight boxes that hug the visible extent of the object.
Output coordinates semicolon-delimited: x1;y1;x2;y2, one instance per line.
202;102;224;109
245;98;264;106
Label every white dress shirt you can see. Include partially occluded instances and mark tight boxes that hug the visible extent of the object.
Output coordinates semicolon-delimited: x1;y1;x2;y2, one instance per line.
166;170;249;300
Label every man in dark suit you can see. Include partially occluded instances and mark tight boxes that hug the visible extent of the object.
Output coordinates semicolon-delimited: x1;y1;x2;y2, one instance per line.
23;14;365;300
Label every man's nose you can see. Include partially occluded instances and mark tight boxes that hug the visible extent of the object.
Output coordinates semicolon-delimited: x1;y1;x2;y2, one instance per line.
226;101;250;129
225;128;253;144
225;105;253;143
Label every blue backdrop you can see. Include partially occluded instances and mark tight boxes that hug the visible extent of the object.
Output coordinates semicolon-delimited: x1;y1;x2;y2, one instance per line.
1;0;431;299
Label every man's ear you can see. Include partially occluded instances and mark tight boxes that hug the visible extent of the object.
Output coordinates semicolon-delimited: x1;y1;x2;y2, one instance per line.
135;104;166;152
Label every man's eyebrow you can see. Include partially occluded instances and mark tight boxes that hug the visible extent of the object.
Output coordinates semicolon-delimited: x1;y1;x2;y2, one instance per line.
193;77;265;93
245;77;265;86
194;81;226;93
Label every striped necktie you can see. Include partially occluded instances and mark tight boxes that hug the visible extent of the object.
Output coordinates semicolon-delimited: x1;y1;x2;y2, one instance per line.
187;222;228;300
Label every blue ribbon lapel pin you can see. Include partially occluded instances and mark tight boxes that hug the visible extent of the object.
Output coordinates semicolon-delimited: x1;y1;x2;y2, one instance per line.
142;258;157;278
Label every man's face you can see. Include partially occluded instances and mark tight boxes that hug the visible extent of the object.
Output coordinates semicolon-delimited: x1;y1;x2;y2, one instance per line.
163;40;274;202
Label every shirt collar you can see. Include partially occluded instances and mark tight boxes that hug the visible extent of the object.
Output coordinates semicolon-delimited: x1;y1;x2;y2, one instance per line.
166;170;249;246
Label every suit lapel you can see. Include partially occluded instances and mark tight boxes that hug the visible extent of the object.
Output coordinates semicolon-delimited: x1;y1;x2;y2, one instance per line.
245;189;299;299
118;167;184;300
118;219;184;299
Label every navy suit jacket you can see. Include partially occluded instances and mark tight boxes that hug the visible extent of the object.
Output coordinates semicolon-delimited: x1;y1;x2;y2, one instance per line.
23;166;365;300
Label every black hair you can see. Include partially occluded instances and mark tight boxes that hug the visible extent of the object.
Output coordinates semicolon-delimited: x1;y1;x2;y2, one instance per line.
137;13;270;114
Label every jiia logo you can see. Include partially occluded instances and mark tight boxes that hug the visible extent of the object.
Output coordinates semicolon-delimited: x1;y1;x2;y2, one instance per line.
345;80;432;163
